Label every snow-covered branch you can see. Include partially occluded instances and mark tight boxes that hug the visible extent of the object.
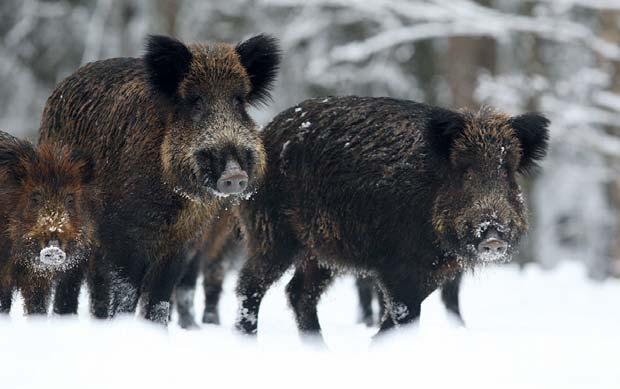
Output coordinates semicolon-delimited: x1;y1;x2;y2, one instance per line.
3;0;67;49
534;0;620;11
81;0;114;64
325;1;620;65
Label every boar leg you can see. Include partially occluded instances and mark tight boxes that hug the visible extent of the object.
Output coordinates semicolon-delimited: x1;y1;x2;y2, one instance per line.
53;264;85;315
88;248;141;319
175;251;200;329
141;251;187;325
0;266;13;313
441;272;465;325
0;258;14;314
202;253;225;325
235;246;297;335
286;258;334;339
355;277;376;326
22;281;52;315
376;286;386;325
88;251;114;319
0;286;12;313
375;271;434;334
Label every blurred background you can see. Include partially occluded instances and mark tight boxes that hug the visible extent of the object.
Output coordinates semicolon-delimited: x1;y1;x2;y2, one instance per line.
1;0;620;280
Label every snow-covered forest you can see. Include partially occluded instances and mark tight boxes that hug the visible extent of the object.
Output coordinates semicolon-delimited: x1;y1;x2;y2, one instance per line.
2;0;620;277
1;1;620;387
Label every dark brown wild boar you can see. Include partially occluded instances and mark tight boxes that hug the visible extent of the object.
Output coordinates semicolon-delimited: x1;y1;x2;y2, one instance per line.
234;96;550;340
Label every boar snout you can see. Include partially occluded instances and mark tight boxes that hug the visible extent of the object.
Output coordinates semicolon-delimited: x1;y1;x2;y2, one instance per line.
475;227;510;263
216;160;248;195
477;229;508;256
39;239;67;265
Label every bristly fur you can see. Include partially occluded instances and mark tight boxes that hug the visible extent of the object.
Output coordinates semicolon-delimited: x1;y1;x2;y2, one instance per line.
427;106;466;161
144;35;193;99
68;149;96;185
509;112;550;175
0;132;36;184
235;34;281;106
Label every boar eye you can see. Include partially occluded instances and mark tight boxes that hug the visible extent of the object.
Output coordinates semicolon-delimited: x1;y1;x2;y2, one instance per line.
234;95;247;109
187;95;202;106
31;192;42;206
66;194;75;207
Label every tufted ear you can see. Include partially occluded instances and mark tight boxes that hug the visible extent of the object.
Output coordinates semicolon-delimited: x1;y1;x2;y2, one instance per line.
427;107;466;161
0;132;35;185
509;112;550;175
69;149;96;185
236;34;281;106
144;35;193;99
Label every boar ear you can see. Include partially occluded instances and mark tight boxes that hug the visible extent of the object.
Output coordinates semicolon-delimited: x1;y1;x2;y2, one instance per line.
144;35;193;99
427;107;465;161
69;149;96;185
236;34;281;106
0;133;35;184
509;112;550;175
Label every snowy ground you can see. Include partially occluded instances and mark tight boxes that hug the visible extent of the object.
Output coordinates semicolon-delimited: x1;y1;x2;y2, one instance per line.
1;262;619;389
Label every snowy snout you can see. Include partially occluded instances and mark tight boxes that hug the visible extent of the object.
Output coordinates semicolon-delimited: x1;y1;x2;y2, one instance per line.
475;227;510;263
39;239;67;265
478;230;507;255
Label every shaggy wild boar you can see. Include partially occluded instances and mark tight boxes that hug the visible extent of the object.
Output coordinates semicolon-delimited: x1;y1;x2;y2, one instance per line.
235;96;550;338
39;34;279;324
0;131;99;315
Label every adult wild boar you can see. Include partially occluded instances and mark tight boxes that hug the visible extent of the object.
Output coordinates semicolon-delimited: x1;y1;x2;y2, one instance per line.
235;96;550;338
0;131;99;315
39;34;279;324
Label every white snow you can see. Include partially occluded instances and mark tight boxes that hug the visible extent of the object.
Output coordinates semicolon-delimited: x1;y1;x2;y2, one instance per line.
476;246;511;263
0;262;619;389
39;213;67;234
389;302;409;321
280;140;291;159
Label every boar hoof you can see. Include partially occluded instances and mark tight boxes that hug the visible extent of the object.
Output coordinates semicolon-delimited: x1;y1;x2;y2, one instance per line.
202;310;220;325
178;315;199;330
